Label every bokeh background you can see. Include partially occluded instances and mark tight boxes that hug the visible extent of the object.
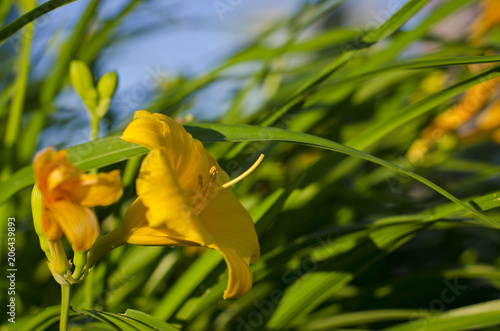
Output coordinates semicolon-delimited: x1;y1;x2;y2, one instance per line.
3;0;500;330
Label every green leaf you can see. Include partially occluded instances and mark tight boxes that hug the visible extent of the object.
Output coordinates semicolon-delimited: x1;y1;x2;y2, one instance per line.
346;66;500;151
266;223;428;329
303;309;431;330
361;0;432;44
335;55;500;88
6;306;60;331
2;125;497;227
152;251;222;320
125;309;180;331
384;299;500;331
78;309;179;331
0;0;77;45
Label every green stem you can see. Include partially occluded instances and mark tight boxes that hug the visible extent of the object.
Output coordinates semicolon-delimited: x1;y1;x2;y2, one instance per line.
90;115;100;141
86;228;125;269
72;250;87;280
84;270;93;308
60;285;71;331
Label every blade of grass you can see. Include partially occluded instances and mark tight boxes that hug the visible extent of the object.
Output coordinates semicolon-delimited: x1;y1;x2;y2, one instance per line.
346;66;500;151
384;299;500;331
18;0;100;165
0;0;13;27
1;0;35;181
0;0;77;44
303;309;432;330
266;223;428;328
2;124;498;227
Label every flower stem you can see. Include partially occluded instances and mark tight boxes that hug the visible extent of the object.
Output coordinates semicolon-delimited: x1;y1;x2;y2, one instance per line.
90;115;100;141
86;228;125;269
60;285;71;331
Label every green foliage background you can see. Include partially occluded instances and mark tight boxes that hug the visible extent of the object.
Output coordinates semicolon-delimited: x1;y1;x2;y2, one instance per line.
2;0;500;330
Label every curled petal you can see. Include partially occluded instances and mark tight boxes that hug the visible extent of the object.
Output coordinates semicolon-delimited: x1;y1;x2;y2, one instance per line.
121;110;170;150
50;200;99;251
211;243;254;299
199;186;260;298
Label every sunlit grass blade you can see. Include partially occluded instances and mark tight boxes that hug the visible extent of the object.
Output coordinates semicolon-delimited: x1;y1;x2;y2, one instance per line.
333;55;500;88
347;66;500;150
384;299;500;331
303;309;431;330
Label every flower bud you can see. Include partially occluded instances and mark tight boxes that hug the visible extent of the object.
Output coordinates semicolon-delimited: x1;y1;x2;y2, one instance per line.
70;60;98;112
97;71;118;101
31;184;51;261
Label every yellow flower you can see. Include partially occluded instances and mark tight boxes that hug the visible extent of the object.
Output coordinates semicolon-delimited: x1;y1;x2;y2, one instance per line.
90;110;260;298
469;0;500;43
407;74;500;162
460;100;500;143
33;147;122;251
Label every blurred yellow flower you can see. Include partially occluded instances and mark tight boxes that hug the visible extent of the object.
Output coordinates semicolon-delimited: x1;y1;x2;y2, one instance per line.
469;0;500;43
90;110;260;299
461;100;500;143
407;0;500;162
33;147;122;251
406;75;500;162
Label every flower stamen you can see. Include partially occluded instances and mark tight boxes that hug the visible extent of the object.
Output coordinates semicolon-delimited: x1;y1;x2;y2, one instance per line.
220;154;264;190
193;165;218;213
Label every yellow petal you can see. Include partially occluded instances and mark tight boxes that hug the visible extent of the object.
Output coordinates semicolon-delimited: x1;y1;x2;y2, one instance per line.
62;170;123;206
211;243;254;299
136;148;213;245
199;186;260;298
49;200;99;251
46;158;80;195
120;198;148;231
121;110;170;150
126;225;196;246
33;147;58;198
41;203;63;241
118;198;194;246
121;110;213;199
33;147;82;202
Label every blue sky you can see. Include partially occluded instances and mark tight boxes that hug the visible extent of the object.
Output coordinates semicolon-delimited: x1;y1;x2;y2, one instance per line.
25;0;414;146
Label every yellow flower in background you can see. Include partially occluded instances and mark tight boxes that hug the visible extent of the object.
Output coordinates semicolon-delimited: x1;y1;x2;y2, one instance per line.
406;0;500;163
89;111;260;299
33;147;122;251
461;100;500;143
469;0;500;44
406;75;500;162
